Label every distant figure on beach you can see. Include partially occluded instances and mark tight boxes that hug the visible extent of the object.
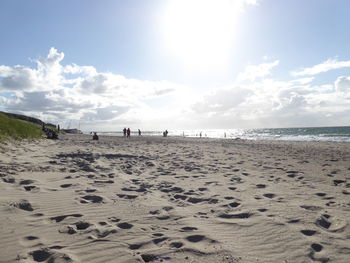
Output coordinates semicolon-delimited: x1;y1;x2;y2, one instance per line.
224;132;226;138
127;128;131;138
92;132;99;140
163;130;168;137
57;124;60;132
123;128;127;137
200;132;202;138
138;129;141;136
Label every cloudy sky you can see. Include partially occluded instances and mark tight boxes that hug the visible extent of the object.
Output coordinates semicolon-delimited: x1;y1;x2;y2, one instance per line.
1;0;350;131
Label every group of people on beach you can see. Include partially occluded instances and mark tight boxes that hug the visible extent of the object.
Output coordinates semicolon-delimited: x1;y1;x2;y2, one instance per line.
91;128;170;140
122;128;142;138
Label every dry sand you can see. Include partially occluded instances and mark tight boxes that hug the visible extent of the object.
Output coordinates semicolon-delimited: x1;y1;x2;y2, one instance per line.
1;134;350;263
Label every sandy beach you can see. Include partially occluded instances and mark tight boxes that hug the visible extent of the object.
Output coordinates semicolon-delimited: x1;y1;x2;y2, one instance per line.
1;134;350;263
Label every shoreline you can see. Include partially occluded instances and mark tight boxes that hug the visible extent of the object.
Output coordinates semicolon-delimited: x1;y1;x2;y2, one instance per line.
1;134;350;262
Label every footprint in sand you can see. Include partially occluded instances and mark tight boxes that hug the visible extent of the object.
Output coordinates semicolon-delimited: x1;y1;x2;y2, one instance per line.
2;175;16;183
93;179;114;184
263;193;276;199
185;234;217;245
108;216;120;223
60;183;73;188
186;197;219;204
23;185;40;192
11;199;34;211
59;226;77;235
300;230;317;236
180;226;198;232
156;215;170;220
19;179;35;185
89;228;118;239
287;219;301;224
333;179;346;186
75;221;91;230
140;254;163;263
218;212;252;219
50;214;83;223
116;194;138;200
29;247;76;262
315;214;347;232
153;237;168;244
311;243;323;252
162;206;174;211
223;201;241;208
170;241;184;248
185;235;205;243
129;243;143;250
80;194;104;203
117;222;134;229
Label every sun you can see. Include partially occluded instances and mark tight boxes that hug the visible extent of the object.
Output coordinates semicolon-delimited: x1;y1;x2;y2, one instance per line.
162;0;238;72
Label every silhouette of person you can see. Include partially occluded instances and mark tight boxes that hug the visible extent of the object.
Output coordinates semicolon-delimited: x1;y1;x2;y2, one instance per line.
138;129;141;136
123;128;127;137
92;132;99;140
163;130;168;137
127;128;131;138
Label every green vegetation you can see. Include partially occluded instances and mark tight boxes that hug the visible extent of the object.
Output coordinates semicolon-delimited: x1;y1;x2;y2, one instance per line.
0;112;43;141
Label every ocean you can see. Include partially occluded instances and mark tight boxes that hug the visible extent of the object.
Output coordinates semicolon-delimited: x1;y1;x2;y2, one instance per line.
98;126;350;142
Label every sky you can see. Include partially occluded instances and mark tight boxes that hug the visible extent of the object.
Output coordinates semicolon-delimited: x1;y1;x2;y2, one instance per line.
0;0;350;131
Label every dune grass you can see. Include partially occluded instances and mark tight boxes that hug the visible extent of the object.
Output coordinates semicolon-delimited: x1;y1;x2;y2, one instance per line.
0;112;43;142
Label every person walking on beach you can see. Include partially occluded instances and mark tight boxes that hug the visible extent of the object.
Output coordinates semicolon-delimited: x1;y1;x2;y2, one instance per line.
127;128;131;138
138;129;141;136
123;128;127;137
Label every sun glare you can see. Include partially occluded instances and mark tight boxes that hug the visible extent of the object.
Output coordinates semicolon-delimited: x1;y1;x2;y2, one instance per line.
162;0;238;71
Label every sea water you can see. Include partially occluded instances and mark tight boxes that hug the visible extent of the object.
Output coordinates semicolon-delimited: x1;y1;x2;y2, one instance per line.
99;126;350;142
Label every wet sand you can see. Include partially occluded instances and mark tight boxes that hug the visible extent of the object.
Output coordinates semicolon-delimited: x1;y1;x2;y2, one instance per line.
1;134;350;263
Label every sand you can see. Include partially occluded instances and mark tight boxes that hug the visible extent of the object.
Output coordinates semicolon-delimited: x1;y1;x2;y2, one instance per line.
0;134;350;263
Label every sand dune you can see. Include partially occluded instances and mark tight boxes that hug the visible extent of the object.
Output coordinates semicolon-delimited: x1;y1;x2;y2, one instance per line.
1;134;350;263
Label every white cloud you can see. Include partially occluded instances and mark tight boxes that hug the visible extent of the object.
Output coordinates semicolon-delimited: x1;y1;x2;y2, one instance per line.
185;73;350;129
291;58;350;76
192;86;252;114
335;76;350;93
0;48;184;129
237;60;279;82
232;0;260;11
290;77;314;85
0;66;37;91
1;48;350;130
